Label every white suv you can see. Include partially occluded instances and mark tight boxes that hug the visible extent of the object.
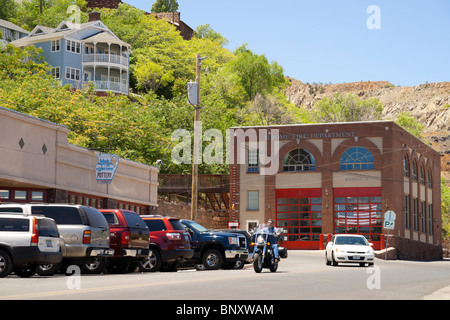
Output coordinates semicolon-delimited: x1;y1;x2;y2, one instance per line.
0;214;62;277
0;204;113;275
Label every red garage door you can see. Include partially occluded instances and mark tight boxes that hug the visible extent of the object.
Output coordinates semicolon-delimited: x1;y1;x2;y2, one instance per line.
333;187;382;250
276;189;322;250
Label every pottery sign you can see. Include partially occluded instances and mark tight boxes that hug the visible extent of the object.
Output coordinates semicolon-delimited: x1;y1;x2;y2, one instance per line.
95;153;119;184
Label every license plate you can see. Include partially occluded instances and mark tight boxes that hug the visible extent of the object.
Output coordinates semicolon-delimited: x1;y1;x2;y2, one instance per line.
46;240;53;247
353;255;360;260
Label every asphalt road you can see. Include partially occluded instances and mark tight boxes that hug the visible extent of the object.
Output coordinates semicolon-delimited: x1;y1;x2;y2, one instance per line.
1;251;449;301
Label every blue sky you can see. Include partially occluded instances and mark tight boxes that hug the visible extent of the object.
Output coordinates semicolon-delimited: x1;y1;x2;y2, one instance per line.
126;0;450;87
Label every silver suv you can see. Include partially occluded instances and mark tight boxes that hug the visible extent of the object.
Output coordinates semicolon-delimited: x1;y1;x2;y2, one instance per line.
0;213;62;277
0;204;113;275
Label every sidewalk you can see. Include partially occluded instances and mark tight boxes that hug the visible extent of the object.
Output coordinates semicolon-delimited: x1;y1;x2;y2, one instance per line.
423;285;450;300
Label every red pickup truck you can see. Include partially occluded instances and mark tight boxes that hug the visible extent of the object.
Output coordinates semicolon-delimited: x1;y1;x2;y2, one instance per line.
99;209;150;273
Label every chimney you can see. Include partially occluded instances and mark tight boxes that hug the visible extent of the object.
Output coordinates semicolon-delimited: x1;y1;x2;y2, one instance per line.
89;11;101;22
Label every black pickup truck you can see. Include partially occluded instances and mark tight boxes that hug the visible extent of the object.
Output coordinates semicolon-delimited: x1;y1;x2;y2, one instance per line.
180;220;248;270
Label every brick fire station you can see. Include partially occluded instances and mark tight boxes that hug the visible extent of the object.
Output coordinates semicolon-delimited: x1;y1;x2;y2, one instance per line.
229;121;442;258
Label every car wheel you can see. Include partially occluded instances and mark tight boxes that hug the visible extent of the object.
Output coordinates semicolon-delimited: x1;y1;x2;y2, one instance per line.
81;258;107;274
37;263;62;276
331;252;338;266
139;247;162;272
325;252;331;265
0;250;13;278
202;249;223;270
14;264;39;278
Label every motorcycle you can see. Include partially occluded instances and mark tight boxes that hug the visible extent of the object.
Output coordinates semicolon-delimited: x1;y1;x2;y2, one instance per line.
251;223;287;273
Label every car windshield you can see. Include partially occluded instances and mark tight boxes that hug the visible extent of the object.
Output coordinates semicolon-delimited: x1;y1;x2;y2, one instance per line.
335;236;368;246
187;221;209;233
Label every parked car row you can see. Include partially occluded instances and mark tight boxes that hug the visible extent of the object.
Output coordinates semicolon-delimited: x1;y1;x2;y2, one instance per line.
0;203;250;277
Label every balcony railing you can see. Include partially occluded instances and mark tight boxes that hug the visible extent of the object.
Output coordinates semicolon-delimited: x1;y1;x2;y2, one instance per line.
158;174;230;193
82;81;128;94
82;54;129;67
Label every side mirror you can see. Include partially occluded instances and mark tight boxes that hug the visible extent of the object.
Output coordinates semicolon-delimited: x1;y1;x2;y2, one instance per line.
369;243;374;247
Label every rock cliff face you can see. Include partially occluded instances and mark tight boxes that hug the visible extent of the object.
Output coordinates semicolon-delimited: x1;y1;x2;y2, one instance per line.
285;77;450;182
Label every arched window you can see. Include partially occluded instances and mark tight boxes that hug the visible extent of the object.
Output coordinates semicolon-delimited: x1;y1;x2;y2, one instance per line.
419;165;425;184
403;156;410;177
340;147;374;170
282;149;315;172
412;160;418;181
427;168;432;188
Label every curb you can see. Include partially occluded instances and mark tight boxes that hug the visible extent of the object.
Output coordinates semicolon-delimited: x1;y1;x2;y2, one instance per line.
423;285;450;300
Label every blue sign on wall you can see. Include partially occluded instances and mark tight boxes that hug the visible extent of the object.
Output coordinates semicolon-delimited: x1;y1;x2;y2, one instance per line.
95;153;119;184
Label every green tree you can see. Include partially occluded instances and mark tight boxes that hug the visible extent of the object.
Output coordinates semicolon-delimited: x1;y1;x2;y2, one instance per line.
195;24;229;47
13;0;88;31
0;44;49;78
1;0;298;175
312;93;383;123
133;55;174;92
228;44;288;101
394;112;425;139
245;93;300;126
441;178;450;241
151;0;179;13
0;0;17;20
99;4;189;97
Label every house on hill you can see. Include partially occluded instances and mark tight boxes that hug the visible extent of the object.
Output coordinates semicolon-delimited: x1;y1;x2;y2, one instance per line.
0;19;29;46
10;12;131;95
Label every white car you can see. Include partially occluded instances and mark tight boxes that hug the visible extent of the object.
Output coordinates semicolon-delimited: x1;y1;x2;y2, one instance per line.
325;234;374;267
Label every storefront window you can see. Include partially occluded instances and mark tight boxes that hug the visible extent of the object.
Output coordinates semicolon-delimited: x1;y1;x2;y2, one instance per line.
68;192;103;208
0;190;10;200
0;188;45;202
31;191;44;201
14;190;27;200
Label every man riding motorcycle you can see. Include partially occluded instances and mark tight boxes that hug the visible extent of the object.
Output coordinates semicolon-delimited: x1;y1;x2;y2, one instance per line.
261;219;280;262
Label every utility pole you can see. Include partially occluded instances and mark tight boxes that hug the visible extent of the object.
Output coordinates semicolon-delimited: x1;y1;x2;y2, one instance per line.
190;53;202;221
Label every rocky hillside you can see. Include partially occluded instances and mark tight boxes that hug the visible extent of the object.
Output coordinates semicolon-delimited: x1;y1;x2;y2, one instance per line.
285;77;450;182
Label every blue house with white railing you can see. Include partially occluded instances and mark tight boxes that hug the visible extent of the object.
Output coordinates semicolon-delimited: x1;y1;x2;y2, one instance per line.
10;12;130;95
0;19;30;46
